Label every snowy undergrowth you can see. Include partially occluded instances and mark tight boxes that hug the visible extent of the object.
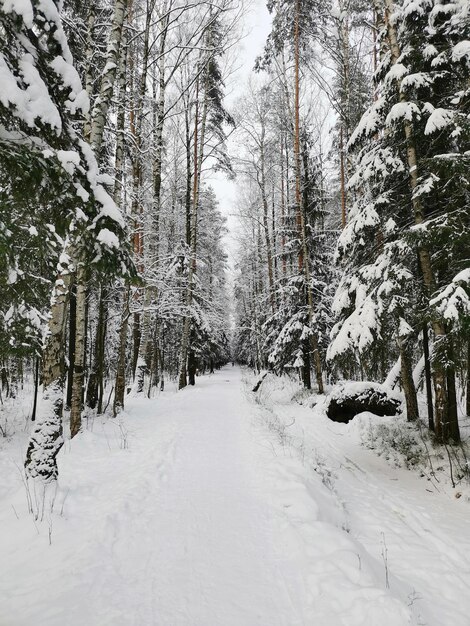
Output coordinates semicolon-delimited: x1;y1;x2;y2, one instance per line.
246;369;470;626
361;415;470;490
252;370;470;491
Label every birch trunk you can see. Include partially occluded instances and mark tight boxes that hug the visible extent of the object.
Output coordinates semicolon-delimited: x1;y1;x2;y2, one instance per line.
25;267;71;480
70;263;87;437
83;3;96;141
89;0;128;152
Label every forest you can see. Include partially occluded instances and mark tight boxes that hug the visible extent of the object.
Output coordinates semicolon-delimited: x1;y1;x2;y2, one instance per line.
1;0;470;624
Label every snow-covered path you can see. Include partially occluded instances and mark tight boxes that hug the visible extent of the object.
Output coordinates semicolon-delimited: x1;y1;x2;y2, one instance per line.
92;367;310;626
1;366;463;625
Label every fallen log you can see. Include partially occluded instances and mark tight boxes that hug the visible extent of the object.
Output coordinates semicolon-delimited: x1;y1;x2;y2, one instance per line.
252;373;268;393
326;382;402;424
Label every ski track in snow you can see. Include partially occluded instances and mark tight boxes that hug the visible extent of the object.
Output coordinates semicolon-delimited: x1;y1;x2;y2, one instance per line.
0;366;468;625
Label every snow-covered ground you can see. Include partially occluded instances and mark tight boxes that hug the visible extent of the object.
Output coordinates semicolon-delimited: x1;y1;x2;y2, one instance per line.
1;366;469;625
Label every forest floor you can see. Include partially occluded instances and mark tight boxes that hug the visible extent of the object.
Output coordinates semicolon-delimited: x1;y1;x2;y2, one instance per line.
1;366;469;626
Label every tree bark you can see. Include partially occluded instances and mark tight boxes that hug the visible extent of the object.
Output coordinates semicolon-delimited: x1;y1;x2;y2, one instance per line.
86;286;107;411
422;323;434;430
89;0;128;153
259;118;276;313
114;287;130;416
65;282;76;410
70;263;87;438
25;270;71;480
31;357;40;422
398;336;419;421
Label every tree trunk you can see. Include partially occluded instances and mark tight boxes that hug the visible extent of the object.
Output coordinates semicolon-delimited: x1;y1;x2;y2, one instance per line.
89;0;128;152
86;286;107;411
340;126;347;228
70;263;87;438
422;323;434;430
188;348;197;386
31;357;40;422
466;340;470;417
302;341;311;390
259;119;276;313
114;287;130;416
25;271;71;480
65;282;76;410
83;2;96;141
398;337;419;421
446;339;460;442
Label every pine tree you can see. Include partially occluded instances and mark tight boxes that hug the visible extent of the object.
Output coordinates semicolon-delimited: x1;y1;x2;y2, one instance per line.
329;0;470;440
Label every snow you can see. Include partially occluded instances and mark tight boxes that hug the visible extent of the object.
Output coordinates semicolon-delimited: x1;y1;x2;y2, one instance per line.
424;108;453;135
1;367;469;625
385;101;421;125
18;54;62;130
1;0;34;28
97;228;120;249
348;98;384;146
398;317;413;338
385;63;408;85
327;380;402;405
56;150;80;176
249;372;470;626
422;44;438;59
452;40;470;63
400;72;431;90
49;56;89;116
430;269;470;323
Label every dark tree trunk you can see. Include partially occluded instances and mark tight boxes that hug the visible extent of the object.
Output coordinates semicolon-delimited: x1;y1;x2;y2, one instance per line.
188;349;196;386
422;323;434;431
399;338;419;421
302;342;311;390
31;357;40;422
467;340;470;417
114;288;130;416
87;286;107;411
132;312;141;381
446;339;460;442
66;282;76;410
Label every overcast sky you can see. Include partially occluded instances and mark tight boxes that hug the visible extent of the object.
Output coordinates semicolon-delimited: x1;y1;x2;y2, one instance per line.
208;0;272;271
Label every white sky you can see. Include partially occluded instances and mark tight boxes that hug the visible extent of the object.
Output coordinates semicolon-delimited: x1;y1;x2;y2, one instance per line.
208;0;272;270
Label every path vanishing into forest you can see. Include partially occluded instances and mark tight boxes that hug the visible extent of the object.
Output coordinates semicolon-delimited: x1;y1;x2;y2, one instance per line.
1;366;469;626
